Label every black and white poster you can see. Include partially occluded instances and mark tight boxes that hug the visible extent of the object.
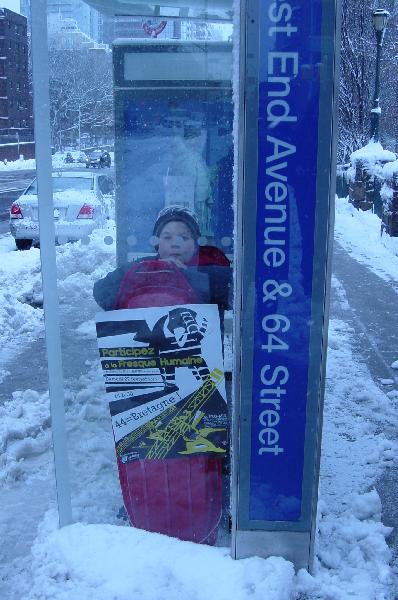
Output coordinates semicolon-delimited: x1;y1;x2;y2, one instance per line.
96;304;228;464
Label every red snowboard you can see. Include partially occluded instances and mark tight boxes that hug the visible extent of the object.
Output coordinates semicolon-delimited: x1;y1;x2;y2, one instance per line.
114;259;224;544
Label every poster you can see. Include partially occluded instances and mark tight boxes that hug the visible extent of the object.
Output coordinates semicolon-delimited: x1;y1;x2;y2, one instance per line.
96;304;228;464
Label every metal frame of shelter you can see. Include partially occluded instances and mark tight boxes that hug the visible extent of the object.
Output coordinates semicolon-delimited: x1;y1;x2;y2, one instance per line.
84;0;233;21
30;0;340;571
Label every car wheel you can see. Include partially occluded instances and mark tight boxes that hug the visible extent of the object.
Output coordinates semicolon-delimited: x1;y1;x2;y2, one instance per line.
16;239;32;251
86;164;90;168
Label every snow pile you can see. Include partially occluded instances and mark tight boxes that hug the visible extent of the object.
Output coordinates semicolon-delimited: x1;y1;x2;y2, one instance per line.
65;360;122;526
0;157;36;171
347;141;396;184
24;515;295;600
296;497;393;599
0;238;44;381
54;227;115;307
350;141;396;166
0;223;116;385
382;158;398;182
309;315;397;598
0;389;51;484
334;196;398;282
0;152;79;172
381;160;398;213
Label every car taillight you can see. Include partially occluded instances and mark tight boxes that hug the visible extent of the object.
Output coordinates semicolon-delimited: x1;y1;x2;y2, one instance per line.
10;202;23;219
77;204;94;219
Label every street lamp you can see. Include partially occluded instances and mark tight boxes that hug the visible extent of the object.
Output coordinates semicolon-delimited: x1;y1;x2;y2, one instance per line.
370;8;390;142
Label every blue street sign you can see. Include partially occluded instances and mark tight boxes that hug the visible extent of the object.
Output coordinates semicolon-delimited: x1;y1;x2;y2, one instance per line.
251;0;323;523
233;0;340;568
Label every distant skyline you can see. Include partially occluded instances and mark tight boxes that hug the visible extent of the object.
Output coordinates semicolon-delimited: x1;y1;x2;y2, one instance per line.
1;0;20;13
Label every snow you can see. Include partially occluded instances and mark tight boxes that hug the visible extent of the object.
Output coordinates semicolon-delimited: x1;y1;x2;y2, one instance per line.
350;141;396;166
0;157;37;170
0;153;79;171
0;196;397;598
0;239;43;382
0;389;51;482
335;196;398;283
382;159;398;181
25;516;295;600
347;142;397;186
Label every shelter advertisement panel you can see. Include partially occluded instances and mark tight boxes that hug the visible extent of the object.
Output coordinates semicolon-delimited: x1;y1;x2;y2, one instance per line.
113;41;234;265
95;304;228;463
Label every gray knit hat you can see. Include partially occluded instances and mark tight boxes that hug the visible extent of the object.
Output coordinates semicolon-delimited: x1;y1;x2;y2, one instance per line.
153;205;201;239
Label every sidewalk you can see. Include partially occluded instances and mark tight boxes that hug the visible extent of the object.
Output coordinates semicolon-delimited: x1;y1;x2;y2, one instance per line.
331;240;398;566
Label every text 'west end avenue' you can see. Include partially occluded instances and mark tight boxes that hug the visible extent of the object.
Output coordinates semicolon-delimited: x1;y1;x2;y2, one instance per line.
257;1;297;458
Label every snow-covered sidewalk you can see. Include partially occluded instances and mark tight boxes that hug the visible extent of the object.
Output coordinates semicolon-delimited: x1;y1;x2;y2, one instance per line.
2;300;395;599
0;199;398;599
334;196;398;285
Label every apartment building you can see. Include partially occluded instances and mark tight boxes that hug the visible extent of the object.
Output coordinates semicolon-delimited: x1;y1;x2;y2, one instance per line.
0;8;32;135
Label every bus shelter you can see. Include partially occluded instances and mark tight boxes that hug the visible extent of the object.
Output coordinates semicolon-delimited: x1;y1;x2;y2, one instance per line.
30;0;340;570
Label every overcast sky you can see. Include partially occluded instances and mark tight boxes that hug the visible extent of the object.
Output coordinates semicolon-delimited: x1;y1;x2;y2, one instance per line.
1;0;20;13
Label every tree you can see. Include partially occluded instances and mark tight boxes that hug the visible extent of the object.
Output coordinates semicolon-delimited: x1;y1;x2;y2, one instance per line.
338;0;398;161
48;43;114;150
378;5;398;153
338;0;374;162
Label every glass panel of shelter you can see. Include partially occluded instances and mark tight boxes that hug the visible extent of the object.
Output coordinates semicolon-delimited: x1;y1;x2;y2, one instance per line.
53;1;235;547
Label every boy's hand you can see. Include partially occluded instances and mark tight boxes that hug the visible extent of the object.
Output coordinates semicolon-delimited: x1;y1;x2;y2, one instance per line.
158;257;187;269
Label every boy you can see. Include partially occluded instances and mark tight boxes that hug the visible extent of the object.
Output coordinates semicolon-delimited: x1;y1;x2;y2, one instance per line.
93;205;231;312
94;205;232;545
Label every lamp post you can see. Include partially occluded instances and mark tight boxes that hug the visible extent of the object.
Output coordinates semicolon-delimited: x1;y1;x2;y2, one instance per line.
370;8;390;142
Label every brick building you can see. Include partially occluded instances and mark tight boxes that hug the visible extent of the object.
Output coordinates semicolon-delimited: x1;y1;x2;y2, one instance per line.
0;7;33;157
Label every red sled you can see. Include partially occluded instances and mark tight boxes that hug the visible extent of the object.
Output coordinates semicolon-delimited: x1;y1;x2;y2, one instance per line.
113;259;225;544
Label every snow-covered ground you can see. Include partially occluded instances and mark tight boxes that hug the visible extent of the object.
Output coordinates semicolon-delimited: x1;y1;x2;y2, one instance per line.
334;196;398;284
0;199;397;599
0;157;37;171
0;152;115;172
0;155;63;171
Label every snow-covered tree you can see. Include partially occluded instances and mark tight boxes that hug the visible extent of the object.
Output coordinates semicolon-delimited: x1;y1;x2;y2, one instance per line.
48;44;114;150
338;0;398;162
377;5;398;153
338;0;374;161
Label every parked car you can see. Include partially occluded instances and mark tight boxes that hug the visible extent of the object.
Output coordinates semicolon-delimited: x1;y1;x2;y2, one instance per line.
10;171;115;250
85;150;111;169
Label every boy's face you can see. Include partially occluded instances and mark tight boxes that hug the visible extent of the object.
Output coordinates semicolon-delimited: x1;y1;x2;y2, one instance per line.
157;220;196;264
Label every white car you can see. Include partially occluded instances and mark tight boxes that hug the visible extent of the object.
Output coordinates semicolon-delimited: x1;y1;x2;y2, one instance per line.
10;171;114;250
